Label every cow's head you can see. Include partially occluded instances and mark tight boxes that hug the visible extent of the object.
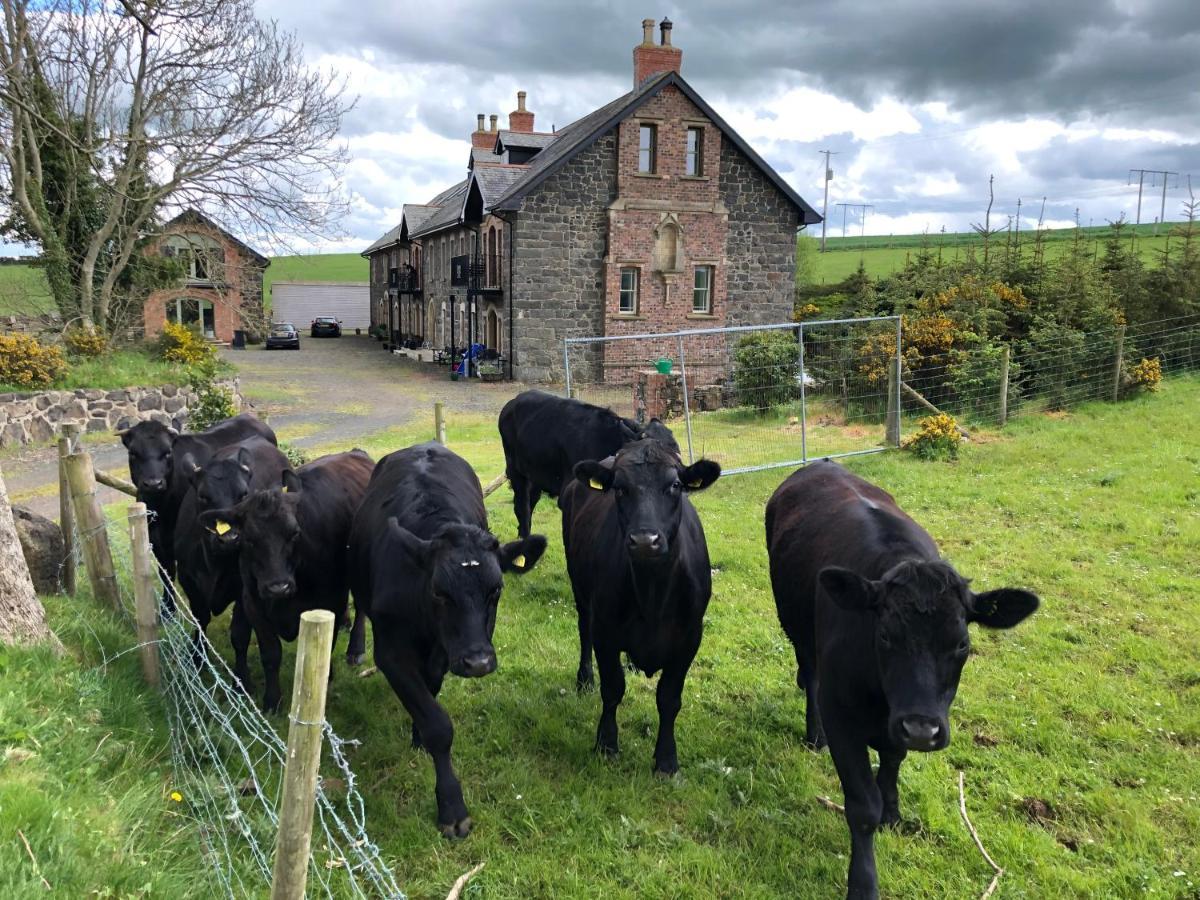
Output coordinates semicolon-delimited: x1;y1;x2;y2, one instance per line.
818;560;1039;752
386;518;546;678
574;440;720;562
118;419;180;498
192;448;299;555
204;487;303;603
639;418;680;456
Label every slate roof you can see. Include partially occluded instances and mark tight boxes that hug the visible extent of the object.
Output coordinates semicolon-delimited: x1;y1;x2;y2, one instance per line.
162;209;270;266
361;223;403;256
470;146;503;168
472;165;529;211
360;204;441;256
490;71;821;224
494;130;558;152
409;180;470;239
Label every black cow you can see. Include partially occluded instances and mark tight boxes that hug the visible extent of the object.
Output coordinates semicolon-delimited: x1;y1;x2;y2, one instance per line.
765;460;1039;899
347;441;546;838
118;414;276;602
559;440;720;776
498;390;680;538
199;450;374;712
173;436;298;690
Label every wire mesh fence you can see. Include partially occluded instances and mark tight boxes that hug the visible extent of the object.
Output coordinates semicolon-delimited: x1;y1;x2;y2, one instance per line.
563;316;902;473
63;500;403;899
563;313;1200;472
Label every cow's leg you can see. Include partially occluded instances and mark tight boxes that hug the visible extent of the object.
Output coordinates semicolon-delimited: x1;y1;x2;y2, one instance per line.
876;747;907;828
410;663;445;751
594;644;626;757
798;653;826;750
229;601;254;695
651;660;689;776
376;649;470;838
826;718;882;900
527;486;543;528
573;593;594;692
509;471;533;539
255;624;285;714
346;600;368;666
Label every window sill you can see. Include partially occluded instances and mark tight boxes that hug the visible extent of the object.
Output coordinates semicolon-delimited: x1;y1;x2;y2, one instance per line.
611;313;646;320
687;312;717;319
680;175;710;181
632;172;667;180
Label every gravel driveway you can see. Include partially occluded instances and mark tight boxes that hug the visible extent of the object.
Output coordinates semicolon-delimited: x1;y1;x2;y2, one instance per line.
3;335;528;518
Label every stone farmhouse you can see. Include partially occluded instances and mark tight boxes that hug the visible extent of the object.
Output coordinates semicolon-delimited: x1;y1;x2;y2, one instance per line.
362;18;820;382
142;209;269;344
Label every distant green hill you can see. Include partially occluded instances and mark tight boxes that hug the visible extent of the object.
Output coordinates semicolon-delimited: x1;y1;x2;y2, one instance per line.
809;221;1185;283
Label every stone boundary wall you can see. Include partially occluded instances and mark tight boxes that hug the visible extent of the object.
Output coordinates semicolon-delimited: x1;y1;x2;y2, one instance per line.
0;380;243;448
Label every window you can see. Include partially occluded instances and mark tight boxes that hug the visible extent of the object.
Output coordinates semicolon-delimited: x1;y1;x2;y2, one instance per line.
638;124;657;173
164;297;215;339
619;268;639;314
692;265;713;314
165;233;222;283
686;127;704;176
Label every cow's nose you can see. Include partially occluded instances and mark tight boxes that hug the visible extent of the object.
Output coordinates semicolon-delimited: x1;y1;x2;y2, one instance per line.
899;716;943;750
143;478;166;492
627;532;662;554
461;652;497;678
265;581;294;599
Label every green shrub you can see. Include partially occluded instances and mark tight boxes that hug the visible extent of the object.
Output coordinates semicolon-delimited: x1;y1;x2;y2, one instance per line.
0;333;68;388
902;413;963;461
732;331;799;412
62;325;108;358
184;356;237;431
278;441;309;468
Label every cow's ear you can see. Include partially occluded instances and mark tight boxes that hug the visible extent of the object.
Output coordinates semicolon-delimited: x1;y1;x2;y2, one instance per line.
170;416;184;435
198;507;240;534
499;534;547;575
235;446;252;474
681;459;721;492
969;588;1039;629
280;469;302;494
818;566;880;612
181;453;203;485
575;460;613;492
116;418;136;445
386;517;432;570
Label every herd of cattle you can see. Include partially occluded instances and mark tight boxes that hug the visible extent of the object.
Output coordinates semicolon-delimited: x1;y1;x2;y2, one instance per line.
117;390;1039;899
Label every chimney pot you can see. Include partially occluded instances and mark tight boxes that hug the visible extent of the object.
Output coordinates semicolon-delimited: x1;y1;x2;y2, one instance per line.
660;17;673;46
641;18;655;45
489;114;498;132
476;113;485;131
633;16;683;86
517;90;527;112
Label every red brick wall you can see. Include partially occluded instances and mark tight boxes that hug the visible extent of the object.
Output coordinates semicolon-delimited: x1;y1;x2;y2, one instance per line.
143;224;254;343
604;85;728;381
633;45;682;86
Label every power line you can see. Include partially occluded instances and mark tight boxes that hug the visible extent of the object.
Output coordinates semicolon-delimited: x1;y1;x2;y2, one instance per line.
1128;168;1178;232
835;203;874;239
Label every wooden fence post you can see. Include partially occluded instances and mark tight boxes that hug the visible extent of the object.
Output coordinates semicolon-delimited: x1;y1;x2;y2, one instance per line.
1112;324;1127;402
64;450;120;610
434;402;447;445
57;424;80;595
127;503;161;688
998;345;1011;427
885;356;901;446
271;609;335;900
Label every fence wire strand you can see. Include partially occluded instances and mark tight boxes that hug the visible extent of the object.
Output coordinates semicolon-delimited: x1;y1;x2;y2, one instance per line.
70;503;404;899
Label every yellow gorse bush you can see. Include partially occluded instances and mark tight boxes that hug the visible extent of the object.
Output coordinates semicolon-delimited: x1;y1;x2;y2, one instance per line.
155;321;214;366
902;413;963;461
1127;357;1162;393
0;333;69;389
63;325;108;358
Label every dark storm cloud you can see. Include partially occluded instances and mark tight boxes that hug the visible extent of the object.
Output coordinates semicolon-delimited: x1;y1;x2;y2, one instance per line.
265;0;1200;126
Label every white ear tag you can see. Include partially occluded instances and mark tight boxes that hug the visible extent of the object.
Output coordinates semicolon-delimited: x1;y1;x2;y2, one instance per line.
460;559;481;567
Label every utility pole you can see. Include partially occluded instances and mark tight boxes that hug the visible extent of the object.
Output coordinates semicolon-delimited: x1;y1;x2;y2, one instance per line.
1129;168;1177;231
818;150;837;252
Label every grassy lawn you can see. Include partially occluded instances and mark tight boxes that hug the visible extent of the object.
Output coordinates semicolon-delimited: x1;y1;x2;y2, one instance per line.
0;263;55;316
4;375;1197;897
264;253;367;310
0;350;189;395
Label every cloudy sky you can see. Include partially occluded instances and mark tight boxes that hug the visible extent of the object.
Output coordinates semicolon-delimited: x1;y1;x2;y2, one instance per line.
6;0;1199;257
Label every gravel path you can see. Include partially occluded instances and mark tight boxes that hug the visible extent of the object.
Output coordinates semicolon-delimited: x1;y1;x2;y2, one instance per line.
2;335;528;518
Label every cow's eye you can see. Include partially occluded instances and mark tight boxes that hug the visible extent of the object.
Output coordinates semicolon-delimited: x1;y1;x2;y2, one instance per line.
668;480;682;494
432;592;451;606
877;631;893;649
956;637;970;655
614;486;627;498
488;587;501;604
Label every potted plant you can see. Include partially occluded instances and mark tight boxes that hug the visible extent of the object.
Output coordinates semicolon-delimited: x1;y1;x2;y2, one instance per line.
479;361;504;383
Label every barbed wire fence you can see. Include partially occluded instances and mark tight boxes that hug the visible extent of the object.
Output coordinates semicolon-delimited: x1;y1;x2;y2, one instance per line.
57;482;404;899
563;313;1200;472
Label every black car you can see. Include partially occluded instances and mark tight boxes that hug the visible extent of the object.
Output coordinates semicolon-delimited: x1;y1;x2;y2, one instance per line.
265;322;300;350
310;315;342;338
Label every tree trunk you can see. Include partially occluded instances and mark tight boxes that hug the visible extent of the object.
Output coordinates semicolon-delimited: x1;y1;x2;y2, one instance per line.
0;464;62;651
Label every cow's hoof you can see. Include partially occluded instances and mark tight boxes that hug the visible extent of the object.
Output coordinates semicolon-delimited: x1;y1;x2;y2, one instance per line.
804;734;828;752
882;815;921;835
262;697;282;715
576;674;594;693
439;816;473;840
653;762;679;778
346;650;365;667
596;741;619;758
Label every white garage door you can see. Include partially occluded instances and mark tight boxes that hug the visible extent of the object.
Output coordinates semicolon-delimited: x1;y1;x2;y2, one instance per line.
271;281;371;331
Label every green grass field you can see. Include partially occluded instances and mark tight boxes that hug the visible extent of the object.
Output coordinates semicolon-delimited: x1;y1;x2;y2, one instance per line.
3;375;1197;897
0;263;55;316
265;252;367;309
812;222;1182;283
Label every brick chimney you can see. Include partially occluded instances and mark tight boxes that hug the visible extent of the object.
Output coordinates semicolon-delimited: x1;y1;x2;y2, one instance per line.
633;17;682;87
471;113;493;149
508;91;535;133
489;114;498;133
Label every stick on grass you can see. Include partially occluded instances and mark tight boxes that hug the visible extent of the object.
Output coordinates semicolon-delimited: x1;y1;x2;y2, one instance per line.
445;861;485;900
17;829;51;891
958;771;1004;900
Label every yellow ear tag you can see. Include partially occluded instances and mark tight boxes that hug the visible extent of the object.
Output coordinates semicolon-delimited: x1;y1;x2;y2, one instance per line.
214;520;231;536
281;485;288;493
589;478;604;490
513;554;526;569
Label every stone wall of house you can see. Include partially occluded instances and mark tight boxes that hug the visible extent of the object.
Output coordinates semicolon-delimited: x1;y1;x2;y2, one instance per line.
719;140;800;328
0;380;243;449
511;133;619;382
